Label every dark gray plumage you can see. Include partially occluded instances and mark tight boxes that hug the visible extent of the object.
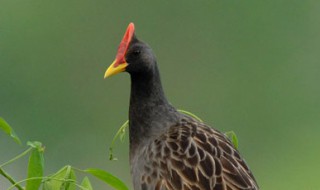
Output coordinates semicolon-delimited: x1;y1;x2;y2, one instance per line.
105;23;259;190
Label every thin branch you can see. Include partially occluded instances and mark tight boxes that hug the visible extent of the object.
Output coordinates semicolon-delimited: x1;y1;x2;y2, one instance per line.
0;148;32;168
0;168;24;190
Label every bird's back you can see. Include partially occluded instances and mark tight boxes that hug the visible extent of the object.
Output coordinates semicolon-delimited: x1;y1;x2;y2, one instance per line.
131;115;259;190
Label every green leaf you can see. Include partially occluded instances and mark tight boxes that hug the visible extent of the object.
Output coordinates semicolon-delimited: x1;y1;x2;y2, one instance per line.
225;131;239;149
25;143;44;190
64;169;76;190
81;177;93;190
42;165;75;190
68;169;77;190
0;117;21;144
85;168;128;190
27;141;45;151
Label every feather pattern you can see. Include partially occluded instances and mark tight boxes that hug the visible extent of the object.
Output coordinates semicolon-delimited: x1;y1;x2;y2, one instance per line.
131;115;259;190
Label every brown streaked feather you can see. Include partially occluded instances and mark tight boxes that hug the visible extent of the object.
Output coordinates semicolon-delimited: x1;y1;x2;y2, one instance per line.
138;115;259;190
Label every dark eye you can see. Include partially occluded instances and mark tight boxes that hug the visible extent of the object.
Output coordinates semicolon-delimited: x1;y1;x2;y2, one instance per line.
132;50;141;56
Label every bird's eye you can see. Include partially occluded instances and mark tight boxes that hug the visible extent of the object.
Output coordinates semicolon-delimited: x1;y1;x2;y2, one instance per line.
133;50;141;56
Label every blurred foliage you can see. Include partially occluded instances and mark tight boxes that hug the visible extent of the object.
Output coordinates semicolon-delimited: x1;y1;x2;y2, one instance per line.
0;118;128;190
1;1;320;189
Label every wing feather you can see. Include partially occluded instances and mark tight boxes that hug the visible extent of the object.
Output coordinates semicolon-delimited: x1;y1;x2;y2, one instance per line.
139;116;259;190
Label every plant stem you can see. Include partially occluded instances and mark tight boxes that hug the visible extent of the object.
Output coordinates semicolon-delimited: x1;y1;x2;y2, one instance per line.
0;148;33;190
72;167;85;173
178;109;203;122
0;147;33;168
108;120;129;160
7;177;75;190
0;168;24;190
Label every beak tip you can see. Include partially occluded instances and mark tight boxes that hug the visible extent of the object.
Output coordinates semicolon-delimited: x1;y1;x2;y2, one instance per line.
104;61;128;79
104;71;110;79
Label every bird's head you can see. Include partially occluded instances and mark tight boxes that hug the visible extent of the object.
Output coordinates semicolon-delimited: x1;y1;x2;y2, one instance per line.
104;23;156;78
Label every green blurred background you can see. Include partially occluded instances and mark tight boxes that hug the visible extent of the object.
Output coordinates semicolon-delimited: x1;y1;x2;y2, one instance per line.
1;1;320;189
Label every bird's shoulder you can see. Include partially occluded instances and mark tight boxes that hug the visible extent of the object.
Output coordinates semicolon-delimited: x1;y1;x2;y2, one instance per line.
140;115;259;190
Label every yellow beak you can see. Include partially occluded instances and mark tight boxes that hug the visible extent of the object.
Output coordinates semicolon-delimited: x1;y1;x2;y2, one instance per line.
104;59;128;78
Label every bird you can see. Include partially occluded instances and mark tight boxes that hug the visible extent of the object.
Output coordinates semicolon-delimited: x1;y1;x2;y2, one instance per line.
104;23;259;190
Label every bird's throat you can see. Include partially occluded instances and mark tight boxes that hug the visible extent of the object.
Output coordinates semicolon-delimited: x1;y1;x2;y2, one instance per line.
128;67;177;150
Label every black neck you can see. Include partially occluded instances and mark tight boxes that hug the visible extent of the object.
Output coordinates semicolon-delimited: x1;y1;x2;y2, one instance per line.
129;66;177;149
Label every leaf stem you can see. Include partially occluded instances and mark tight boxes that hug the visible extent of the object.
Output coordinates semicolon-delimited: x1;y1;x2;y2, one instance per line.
6;177;76;190
74;183;90;190
72;166;85;173
178;109;203;122
0;147;33;168
0;168;24;190
108;120;129;160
